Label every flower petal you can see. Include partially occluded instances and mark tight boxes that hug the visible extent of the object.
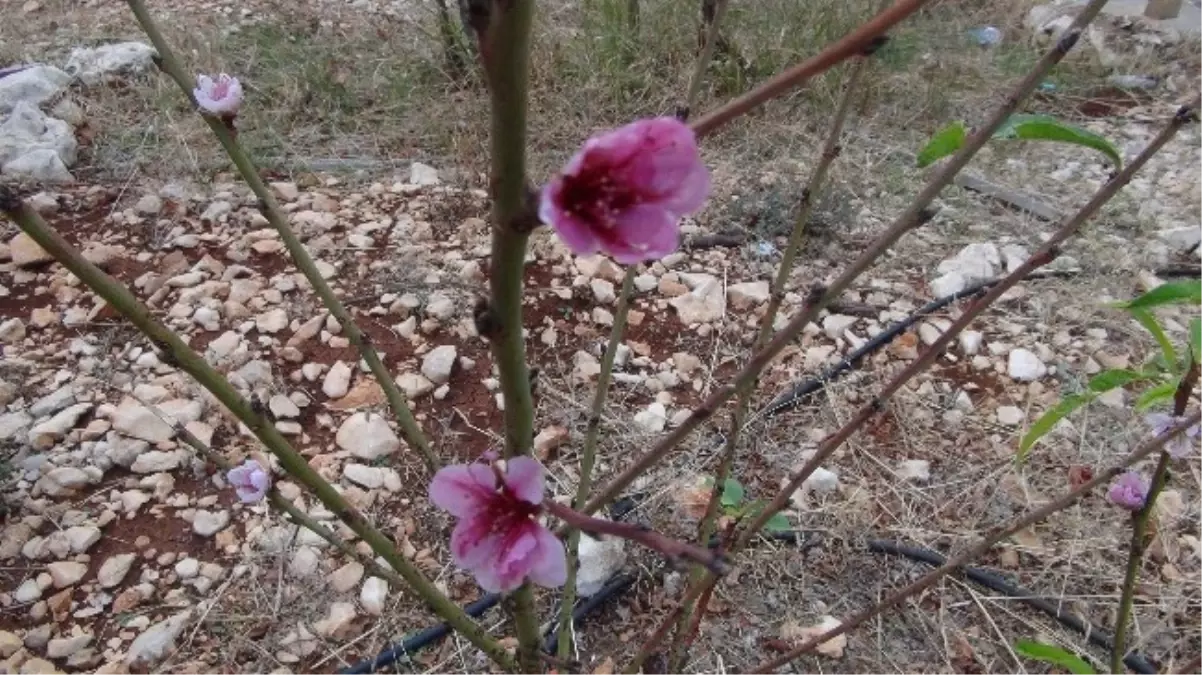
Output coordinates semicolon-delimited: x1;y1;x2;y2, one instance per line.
526;525;568;589
1145;412;1174;436
496;525;540;585
429;464;496;518
603;204;680;264
504;457;545;505
450;515;502;571
540;183;601;255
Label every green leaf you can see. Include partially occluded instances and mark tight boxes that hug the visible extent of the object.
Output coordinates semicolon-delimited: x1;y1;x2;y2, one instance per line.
1135;378;1179;412
1114;280;1202;311
763;512;792;533
1129;307;1179;375
1018;392;1095;461
1013;639;1096;674
916;121;967;168
720;478;745;508
1086;368;1147;392
994;114;1122;168
1189;317;1201;362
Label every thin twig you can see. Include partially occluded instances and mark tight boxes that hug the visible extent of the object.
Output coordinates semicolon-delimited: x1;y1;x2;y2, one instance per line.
0;187;518;673
544;501;728;575
124;0;439;475
1110;451;1171;674
579;0;1113;524
670;54;870;672
751;412;1201;672
682;0;729;118
558;267;638;660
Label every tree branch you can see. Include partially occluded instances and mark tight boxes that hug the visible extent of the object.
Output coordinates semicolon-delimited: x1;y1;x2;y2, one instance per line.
124;0;439;475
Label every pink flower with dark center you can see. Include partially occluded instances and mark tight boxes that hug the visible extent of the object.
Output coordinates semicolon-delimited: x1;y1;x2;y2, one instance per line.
193;73;244;117
540;116;710;264
429;456;567;593
1144;411;1199;458
1108;471;1148;511
227;458;270;503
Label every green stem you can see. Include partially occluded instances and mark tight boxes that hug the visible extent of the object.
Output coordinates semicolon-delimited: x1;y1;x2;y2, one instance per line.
1111;357;1197;672
667;55;868;673
1110;450;1171;674
558;267;637;660
124;0;438;476
0;189;517;672
478;0;540;668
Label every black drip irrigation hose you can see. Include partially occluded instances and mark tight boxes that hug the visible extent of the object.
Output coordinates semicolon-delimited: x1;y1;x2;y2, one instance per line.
341;529;1157;673
864;538;1156;675
759;273;1032;417
340;264;1200;673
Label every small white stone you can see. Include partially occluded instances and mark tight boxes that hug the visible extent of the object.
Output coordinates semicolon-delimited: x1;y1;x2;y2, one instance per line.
633;402;668;433
421;345;457;385
896;459;930;482
590;279;616;304
47;561;88;588
959;330;983;355
576;530;625;597
360;577;388;616
98;553;136;588
409;162;440;186
192;509;230;537
727;281;770;309
822;315;857;340
335;413;400;460
996;405;1025;426
330;562;364;593
802;467;839;495
289;546;320;578
323;361;352;398
1007;348;1047;381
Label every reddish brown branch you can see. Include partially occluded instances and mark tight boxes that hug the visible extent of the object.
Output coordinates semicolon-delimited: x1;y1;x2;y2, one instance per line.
544;501;729;576
690;0;929;138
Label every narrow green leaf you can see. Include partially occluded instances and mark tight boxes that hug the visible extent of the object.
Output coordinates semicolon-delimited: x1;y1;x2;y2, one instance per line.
1189;317;1201;362
1114;280;1202;311
1018;392;1095;461
994;114;1122;168
1086;368;1147;392
763;512;792;533
720;478;745;508
1135;378;1179;412
916;121;967;168
1128;308;1179;375
1013;639;1096;674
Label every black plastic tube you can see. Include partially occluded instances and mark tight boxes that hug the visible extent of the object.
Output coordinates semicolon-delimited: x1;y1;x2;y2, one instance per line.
864;538;1156;674
342;531;1156;674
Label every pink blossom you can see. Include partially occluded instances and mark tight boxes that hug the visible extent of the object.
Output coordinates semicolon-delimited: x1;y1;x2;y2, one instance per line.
1144;411;1199;458
428;456;566;593
227;459;270;503
539;116;710;264
1108;471;1148;511
193;73;244;117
